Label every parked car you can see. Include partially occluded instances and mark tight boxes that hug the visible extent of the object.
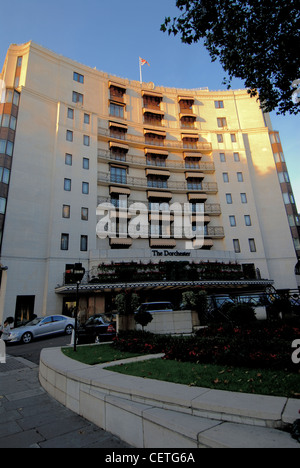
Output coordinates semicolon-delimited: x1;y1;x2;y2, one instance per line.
135;302;174;314
77;314;116;344
7;315;75;344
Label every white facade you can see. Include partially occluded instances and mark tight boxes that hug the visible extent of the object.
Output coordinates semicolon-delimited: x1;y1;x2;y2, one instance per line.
0;41;298;323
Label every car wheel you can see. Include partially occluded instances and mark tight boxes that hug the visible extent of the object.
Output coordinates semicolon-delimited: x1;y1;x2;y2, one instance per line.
22;332;33;344
65;325;73;335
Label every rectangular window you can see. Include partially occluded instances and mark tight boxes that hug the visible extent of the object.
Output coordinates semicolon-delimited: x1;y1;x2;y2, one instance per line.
249;238;256;252
231;134;237;142
72;91;84;104
0;197;6;214
82;182;89;194
65;153;72;166
83;135;90;146
233;239;241;253
217;117;227;128
237;172;244;182
109;103;124;118
111;166;127;184
81;207;89;221
73;72;84;84
83;158;89;169
278;172;290;183
219;153;226;162
223;172;229;183
226;193;233;204
62;205;70;218
64;179;71;191
66;130;73;142
67;108;74;119
80;235;88;251
229;215;236;227
241;193;247;204
217;134;223;143
61;234;69;251
233;152;240;162
84;113;90;124
244;215;252;226
0;168;10;184
215;101;224;109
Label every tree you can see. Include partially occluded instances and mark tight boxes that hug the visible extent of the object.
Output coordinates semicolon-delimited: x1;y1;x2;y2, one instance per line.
161;0;300;115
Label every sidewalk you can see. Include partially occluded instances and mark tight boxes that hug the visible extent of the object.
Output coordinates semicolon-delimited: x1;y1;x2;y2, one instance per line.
0;355;131;448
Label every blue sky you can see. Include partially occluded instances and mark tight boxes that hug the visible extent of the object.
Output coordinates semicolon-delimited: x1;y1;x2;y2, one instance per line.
0;0;299;207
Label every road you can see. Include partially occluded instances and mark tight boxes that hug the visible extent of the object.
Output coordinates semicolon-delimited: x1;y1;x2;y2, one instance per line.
6;334;73;365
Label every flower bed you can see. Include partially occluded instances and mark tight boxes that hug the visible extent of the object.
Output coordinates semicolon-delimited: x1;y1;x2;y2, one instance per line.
112;322;300;372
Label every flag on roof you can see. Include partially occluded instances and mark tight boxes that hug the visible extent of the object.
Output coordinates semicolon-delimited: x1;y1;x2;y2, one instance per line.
140;57;150;66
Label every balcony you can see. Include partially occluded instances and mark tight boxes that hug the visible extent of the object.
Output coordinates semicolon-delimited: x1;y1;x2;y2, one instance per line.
98;171;218;193
98;126;212;153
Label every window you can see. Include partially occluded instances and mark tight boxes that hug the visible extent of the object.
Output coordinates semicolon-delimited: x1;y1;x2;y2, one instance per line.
80;235;88;251
83;158;89;169
110;103;124;118
66;130;73;142
219;153;226;162
81;207;89;221
17;56;23;67
231;134;237;143
62;205;70;218
67;108;74;119
111;166;127;184
0;197;6;214
72;91;83;104
233;239;241;253
229;215;236;227
274;152;285;163
278;172;290;183
61;234;69;251
217;134;223;143
187;178;202;190
215;101;224;109
0;168;10;184
233;152;240;162
0;139;13;156
84;113;90;124
148;175;168;189
82;182;89;194
226;193;233;204
237;172;244;182
241;193;247;204
83;135;90;146
223;172;229;183
249;238;256;252
283;192;295;205
217;117;227;128
64;179;71;191
73;72;84;84
244;215;252;226
65;153;72;166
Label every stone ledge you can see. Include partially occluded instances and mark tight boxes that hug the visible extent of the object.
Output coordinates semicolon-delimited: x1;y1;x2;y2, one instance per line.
39;347;300;448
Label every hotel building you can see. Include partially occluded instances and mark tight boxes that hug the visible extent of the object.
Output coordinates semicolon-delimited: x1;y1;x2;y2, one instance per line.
0;41;299;324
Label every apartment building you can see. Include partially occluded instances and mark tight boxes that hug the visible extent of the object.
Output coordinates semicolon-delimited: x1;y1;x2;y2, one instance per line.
0;41;298;323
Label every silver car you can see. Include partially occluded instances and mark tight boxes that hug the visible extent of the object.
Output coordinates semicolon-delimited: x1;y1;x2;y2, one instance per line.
7;315;75;344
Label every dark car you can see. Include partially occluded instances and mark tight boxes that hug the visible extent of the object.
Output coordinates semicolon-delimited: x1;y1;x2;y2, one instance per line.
77;314;116;344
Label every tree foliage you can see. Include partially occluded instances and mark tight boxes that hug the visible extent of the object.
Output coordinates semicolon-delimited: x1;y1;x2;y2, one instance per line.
161;0;300;115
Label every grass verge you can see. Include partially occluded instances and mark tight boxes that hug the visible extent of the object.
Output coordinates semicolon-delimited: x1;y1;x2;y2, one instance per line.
107;358;300;399
62;344;142;365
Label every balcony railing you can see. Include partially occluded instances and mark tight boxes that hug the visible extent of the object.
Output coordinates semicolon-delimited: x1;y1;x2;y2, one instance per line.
98;126;212;152
98;172;218;193
98;149;215;172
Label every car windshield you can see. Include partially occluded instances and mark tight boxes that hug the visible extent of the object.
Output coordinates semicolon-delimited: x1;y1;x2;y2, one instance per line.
85;316;104;325
26;318;43;326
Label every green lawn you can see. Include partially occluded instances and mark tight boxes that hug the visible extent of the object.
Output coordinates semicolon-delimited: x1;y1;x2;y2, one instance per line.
107;358;300;399
61;343;300;398
62;344;142;365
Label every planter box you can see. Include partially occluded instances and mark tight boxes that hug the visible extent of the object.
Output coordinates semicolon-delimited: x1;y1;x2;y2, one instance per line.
136;310;199;335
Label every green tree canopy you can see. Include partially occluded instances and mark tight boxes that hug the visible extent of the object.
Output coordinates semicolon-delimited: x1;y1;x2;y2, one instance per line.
161;0;300;115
